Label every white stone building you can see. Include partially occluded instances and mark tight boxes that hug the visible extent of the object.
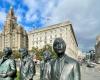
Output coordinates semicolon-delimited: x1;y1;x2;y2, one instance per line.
28;21;79;59
95;35;100;63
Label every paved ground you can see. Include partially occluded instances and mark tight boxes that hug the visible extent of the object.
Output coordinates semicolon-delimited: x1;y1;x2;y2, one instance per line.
34;64;100;80
81;64;100;80
34;64;40;80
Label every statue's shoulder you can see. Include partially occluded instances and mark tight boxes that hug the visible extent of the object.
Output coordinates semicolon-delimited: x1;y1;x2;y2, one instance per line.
7;58;16;64
64;55;78;64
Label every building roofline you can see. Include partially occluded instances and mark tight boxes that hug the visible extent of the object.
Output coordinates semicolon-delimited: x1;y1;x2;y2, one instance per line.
69;24;78;47
28;21;71;34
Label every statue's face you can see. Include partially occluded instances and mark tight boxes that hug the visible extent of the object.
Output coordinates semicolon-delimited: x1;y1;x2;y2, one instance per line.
53;38;66;56
43;52;51;61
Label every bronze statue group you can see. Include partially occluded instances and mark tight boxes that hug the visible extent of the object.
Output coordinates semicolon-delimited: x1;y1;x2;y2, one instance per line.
0;38;81;80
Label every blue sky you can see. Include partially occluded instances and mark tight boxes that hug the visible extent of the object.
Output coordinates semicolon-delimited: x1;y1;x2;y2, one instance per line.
0;0;100;52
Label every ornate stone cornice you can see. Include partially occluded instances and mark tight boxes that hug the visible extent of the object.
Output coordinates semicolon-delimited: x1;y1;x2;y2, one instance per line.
28;21;71;35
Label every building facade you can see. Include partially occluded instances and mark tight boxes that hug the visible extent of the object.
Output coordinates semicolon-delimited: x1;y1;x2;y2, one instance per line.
95;35;100;63
28;21;79;59
0;7;28;51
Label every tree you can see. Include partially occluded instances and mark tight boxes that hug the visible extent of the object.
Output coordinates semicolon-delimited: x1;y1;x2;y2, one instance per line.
31;44;57;61
12;50;21;59
41;44;57;59
32;47;42;60
0;51;3;58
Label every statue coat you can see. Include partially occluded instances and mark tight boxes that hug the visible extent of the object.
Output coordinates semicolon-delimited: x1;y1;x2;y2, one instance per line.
51;54;81;80
20;56;36;80
40;60;51;80
0;58;16;80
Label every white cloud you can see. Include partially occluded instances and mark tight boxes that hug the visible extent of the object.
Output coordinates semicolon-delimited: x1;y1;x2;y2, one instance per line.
41;0;56;17
23;0;59;24
23;0;38;22
0;9;6;31
15;6;26;23
0;10;6;24
23;0;37;10
25;10;38;22
46;0;92;25
43;0;99;51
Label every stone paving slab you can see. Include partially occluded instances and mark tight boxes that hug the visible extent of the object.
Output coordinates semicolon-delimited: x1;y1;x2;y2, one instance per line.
18;64;100;80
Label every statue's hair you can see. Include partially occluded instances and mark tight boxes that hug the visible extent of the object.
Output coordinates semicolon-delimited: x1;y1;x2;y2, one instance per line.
3;47;12;55
19;48;28;54
53;38;66;49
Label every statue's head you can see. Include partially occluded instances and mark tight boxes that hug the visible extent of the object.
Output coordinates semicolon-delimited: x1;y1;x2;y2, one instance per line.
3;47;12;57
19;48;28;58
43;51;51;61
53;38;66;56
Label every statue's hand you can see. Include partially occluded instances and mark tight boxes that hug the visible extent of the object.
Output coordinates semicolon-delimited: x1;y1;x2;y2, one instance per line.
0;73;7;78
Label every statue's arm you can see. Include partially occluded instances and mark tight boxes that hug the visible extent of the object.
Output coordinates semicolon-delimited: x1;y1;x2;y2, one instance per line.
0;58;7;78
6;60;17;77
74;62;81;80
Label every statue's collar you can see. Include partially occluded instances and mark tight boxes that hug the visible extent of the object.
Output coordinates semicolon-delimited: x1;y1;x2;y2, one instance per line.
57;55;65;61
57;54;69;64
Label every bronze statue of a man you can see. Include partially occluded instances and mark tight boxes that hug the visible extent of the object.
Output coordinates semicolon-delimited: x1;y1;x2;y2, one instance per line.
19;48;36;80
51;38;81;80
0;47;16;80
40;50;52;80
